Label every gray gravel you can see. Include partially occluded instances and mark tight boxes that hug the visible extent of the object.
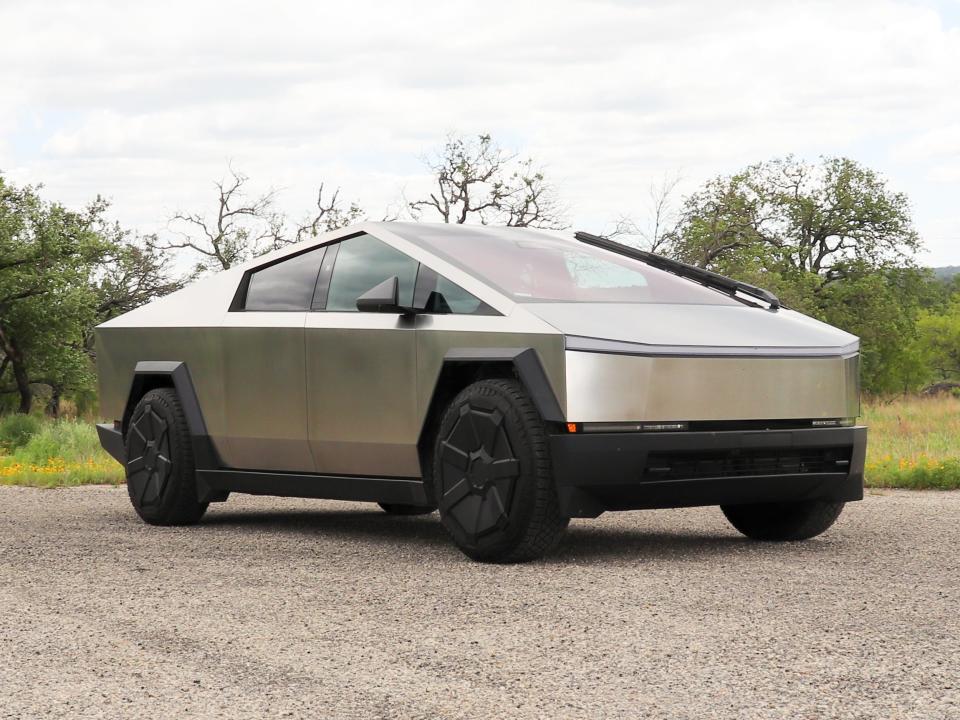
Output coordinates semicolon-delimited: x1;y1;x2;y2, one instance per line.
0;487;958;719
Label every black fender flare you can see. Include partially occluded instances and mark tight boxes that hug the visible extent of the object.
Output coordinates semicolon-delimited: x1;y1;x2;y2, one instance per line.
414;346;566;500
120;361;221;471
438;347;565;422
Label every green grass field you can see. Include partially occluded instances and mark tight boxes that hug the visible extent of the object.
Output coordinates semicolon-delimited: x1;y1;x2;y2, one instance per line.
0;416;123;487
1;395;958;490
861;395;960;490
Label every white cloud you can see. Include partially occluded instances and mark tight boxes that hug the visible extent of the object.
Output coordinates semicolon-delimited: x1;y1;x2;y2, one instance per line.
1;0;958;263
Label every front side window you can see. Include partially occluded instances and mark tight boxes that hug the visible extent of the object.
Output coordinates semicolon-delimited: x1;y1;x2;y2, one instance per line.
413;264;497;315
243;246;326;311
324;234;419;311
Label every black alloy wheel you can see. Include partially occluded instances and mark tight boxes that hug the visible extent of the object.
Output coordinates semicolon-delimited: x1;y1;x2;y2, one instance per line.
125;388;208;525
433;379;568;562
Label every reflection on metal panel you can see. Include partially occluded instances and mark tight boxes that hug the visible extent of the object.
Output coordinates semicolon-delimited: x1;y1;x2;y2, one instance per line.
94;325;230;460
305;313;419;477
526;303;857;351
414;312;567;428
220;313;313;471
564;350;860;422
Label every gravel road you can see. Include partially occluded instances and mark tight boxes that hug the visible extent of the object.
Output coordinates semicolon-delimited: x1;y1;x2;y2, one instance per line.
0;487;957;719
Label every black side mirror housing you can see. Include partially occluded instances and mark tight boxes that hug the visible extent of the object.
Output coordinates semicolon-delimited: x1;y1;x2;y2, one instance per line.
356;276;400;312
356;276;421;315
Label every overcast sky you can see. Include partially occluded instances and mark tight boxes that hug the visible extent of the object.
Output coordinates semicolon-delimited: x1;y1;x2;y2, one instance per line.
1;0;958;264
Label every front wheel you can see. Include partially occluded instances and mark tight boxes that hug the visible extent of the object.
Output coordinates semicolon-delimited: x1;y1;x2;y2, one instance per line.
432;379;568;563
721;500;845;541
125;388;208;526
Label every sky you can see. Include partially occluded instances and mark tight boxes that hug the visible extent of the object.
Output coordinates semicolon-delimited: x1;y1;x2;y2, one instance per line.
1;0;958;265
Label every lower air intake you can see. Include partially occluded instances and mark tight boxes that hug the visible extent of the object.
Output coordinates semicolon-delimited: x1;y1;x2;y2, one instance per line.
643;447;852;481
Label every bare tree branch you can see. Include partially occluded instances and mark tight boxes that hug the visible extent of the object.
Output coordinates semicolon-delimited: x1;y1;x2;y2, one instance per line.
150;165;281;272
609;172;683;252
408;133;567;228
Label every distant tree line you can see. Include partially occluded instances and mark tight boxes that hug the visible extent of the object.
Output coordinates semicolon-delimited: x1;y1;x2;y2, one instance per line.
1;133;957;415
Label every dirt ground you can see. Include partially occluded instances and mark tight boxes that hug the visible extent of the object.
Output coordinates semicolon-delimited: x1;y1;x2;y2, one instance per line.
1;486;957;719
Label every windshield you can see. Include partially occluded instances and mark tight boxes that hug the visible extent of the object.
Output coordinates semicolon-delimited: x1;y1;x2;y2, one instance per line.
409;227;741;305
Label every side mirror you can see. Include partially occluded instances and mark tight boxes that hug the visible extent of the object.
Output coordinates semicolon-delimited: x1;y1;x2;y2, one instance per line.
356;276;401;313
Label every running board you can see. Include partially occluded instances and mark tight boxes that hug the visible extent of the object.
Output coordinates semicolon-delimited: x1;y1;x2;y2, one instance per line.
196;469;430;506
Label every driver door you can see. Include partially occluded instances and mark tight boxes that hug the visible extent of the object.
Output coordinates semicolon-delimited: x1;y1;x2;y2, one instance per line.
219;246;326;472
304;233;421;477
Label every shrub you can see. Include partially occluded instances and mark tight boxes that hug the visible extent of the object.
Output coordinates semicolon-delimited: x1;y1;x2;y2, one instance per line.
0;418;123;487
0;414;42;452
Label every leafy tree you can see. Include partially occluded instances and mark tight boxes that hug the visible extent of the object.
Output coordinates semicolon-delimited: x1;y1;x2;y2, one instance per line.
93;225;183;322
0;178;109;413
670;156;920;278
916;297;960;383
668;156;926;393
408;133;566;228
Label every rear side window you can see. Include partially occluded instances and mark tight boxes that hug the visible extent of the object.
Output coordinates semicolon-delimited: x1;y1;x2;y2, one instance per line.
243;247;326;311
324;234;419;311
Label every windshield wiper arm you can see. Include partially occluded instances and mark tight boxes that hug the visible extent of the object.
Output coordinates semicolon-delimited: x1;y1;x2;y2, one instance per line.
573;231;780;311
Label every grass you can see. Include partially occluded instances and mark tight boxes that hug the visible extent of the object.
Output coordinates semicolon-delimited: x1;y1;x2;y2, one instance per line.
861;395;960;490
0;395;958;490
0;416;123;488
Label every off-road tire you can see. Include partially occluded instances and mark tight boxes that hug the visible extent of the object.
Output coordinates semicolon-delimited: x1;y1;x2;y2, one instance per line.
721;500;845;541
432;379;568;563
124;388;208;526
378;503;436;516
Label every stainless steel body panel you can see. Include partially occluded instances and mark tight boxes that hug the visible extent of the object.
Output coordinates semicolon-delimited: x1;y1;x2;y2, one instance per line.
95;325;231;459
525;303;857;352
305;312;419;477
564;350;860;422
219;312;313;472
414;311;567;428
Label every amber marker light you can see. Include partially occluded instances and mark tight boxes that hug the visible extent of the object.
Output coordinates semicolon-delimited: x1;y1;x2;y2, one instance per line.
566;422;578;433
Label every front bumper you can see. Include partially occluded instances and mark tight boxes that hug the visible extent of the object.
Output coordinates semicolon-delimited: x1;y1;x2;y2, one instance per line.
96;422;126;464
550;426;866;517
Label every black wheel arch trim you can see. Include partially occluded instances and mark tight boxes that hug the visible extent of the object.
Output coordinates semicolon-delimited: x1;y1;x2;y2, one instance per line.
117;361;222;471
437;348;565;423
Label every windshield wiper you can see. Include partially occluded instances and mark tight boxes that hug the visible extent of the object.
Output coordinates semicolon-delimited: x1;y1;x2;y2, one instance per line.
573;231;780;311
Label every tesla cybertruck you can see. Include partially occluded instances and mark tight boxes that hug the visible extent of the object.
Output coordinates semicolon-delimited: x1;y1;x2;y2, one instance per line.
95;223;866;562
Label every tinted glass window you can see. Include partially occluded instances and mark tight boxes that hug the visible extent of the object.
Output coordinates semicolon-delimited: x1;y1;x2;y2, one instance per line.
407;227;742;305
414;265;497;315
325;234;419;311
244;247;325;311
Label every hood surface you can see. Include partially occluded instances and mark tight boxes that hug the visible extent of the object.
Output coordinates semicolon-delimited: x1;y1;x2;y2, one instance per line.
522;302;858;355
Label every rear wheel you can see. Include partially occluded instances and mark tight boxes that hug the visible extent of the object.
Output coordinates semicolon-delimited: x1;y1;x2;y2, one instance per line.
378;503;435;516
125;388;208;526
721;500;845;541
432;379;568;563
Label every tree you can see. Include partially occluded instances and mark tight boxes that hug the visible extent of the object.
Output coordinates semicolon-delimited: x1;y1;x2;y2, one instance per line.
152;167;367;272
610;173;682;253
0;178;109;413
408;133;566;228
287;183;366;243
151;166;282;274
916;297;960;384
670;156;920;280
667;156;926;393
93;226;183;322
